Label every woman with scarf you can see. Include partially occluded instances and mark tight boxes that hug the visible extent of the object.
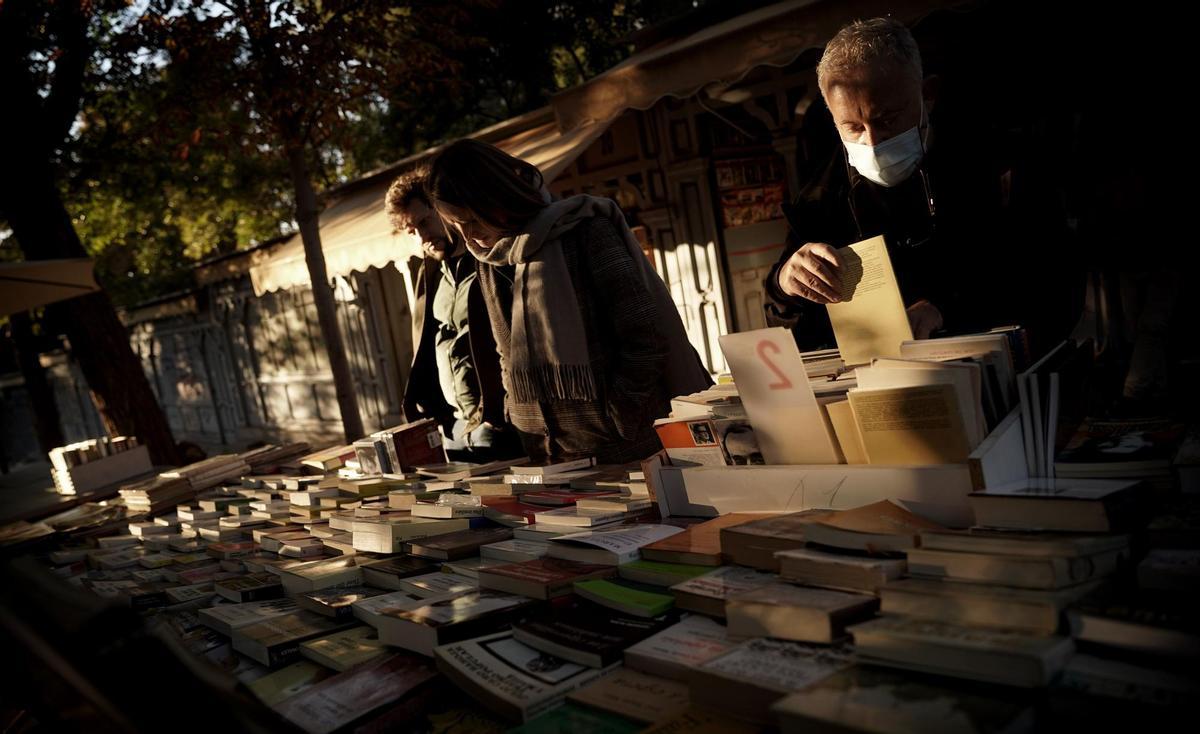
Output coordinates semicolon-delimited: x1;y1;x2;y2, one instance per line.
425;139;712;464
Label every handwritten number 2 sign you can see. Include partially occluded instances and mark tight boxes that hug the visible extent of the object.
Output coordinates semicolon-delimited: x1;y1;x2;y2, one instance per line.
719;327;840;465
756;340;794;390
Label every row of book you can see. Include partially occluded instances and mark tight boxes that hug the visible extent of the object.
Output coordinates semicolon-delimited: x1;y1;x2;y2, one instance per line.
12;444;1194;732
48;435;140;470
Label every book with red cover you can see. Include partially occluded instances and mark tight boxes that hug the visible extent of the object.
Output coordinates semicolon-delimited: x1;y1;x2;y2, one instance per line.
482;498;545;526
386;419;447;472
521;490;622;507
477;557;616;599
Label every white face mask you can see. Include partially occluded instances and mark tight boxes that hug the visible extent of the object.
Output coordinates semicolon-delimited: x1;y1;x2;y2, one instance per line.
843;102;928;187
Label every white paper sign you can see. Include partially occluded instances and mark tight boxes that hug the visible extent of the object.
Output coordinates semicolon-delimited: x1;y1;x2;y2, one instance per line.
718;327;841;465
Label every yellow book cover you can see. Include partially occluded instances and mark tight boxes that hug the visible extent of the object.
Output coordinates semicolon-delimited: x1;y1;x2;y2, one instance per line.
825;400;867;465
826;236;912;366
848;384;970;465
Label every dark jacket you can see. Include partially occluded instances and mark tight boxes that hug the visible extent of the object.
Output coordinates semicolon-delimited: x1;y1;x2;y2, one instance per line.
765;100;1078;357
401;254;506;431
476;216;693;464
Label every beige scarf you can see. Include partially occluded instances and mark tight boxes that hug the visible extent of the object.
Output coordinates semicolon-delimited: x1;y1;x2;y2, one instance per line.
466;194;710;403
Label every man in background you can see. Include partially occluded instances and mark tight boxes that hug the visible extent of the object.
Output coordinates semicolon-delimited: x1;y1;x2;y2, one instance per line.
386;169;519;461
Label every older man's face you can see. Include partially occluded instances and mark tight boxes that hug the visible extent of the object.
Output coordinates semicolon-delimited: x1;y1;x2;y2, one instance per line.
825;67;928;148
403;198;453;262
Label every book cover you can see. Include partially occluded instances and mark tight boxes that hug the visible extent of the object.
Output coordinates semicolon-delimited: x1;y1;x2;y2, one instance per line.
825;235;912;365
1056;418;1185;471
638;513;768;563
359;555;439;588
623;615;734;681
433;631;608;723
968;478;1147;532
919;528;1130;558
719;510;833;555
567;668;690;724
213;573;284;603
406;526;513;560
233;612;358;667
198;598;299;635
670;565;776;616
547;525;684;565
906;547;1127;589
246;660;330;708
848;616;1075;687
726;582;878;643
775;546;907;592
478;557;616;599
1066;587;1200;657
803;499;944;552
510;457;597;476
352;590;461;625
483;498;546;526
617;559;713;587
695;637;854;695
771;666;1034;734
573;578;675;617
532;506;626;528
574;495;653;513
512;599;674;667
523;489;623;507
480;539;550;563
881;577;1100;634
275;652;437;734
296;586;387;620
299;626;388;672
848;384;971;465
377;590;532;630
653;417;729;467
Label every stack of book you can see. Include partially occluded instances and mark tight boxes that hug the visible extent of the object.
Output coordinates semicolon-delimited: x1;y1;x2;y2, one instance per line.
118;476;195;515
162;454;253;493
299;444;357;473
1054;417;1186;489
847;480;1138;689
29;405;1199;734
238;442;311;474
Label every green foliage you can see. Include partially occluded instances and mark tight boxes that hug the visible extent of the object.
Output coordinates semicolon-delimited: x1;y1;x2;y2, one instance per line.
7;0;715;306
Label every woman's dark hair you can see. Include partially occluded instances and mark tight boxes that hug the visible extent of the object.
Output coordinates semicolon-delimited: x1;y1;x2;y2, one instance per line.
426;139;547;232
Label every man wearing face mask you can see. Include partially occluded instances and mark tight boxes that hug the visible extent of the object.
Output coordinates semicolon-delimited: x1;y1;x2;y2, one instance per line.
766;17;1073;350
386;168;519;461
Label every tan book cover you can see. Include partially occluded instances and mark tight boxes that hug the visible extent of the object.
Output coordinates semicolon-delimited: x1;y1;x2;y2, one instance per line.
641;513;776;565
848;384;971;464
825;400;867;464
246;661;330;707
300;626;388;672
568;668;689;724
847;616;1074;687
857;361;986;448
726;582;878;643
811;499;942;536
826;236;912;365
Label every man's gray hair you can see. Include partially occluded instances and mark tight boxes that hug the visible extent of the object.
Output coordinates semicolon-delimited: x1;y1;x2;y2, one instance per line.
817;17;923;95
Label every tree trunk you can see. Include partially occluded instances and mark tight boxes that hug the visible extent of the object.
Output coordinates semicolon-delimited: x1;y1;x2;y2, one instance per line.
8;311;66;454
1;2;181;467
285;144;365;442
0;156;182;467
